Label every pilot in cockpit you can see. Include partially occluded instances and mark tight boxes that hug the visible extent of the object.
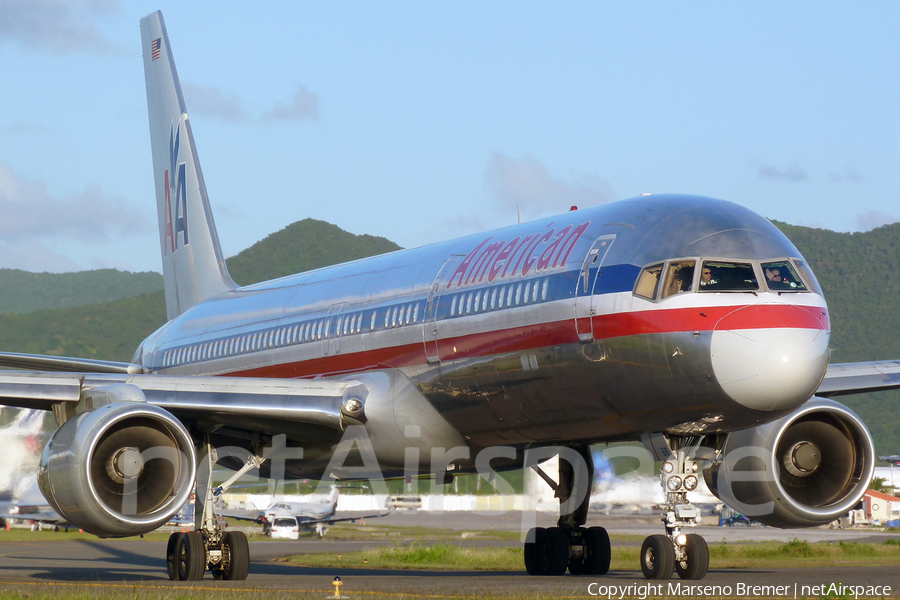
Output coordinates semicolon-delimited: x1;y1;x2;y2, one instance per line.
699;266;718;287
663;264;694;297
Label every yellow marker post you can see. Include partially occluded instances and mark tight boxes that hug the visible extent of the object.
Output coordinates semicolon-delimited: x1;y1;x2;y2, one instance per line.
330;576;348;599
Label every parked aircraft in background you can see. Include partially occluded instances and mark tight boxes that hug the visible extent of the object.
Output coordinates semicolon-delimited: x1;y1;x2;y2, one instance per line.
227;485;388;538
0;9;898;583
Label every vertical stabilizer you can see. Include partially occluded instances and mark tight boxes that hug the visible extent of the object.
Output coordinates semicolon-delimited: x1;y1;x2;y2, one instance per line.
140;11;236;320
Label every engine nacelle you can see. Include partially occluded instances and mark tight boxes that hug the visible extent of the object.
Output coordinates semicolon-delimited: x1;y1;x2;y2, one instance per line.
704;397;874;528
38;402;196;537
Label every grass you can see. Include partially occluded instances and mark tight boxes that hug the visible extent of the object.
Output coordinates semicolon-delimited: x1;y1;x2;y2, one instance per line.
282;537;900;572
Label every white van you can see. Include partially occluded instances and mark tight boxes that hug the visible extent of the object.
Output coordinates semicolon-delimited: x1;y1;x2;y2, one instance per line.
269;516;300;540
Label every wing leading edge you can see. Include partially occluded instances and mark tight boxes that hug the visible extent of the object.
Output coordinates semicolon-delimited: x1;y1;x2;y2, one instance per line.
817;360;900;397
0;369;367;438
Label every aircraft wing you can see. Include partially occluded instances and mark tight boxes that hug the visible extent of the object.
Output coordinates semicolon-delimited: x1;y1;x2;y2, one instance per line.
816;360;900;397
0;504;65;526
309;511;392;526
222;510;390;526
0;369;366;437
0;351;141;374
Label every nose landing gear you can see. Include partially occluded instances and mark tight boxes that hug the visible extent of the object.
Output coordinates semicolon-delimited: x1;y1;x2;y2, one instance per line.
640;434;710;580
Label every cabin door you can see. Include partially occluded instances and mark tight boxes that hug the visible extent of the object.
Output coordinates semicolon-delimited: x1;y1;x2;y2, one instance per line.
574;234;616;342
423;255;464;364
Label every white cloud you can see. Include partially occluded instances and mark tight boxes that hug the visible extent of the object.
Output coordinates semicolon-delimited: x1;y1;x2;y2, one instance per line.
0;0;124;55
183;83;248;122
484;152;614;220
855;209;897;231
0;162;147;241
0;122;50;135
752;161;808;182
261;85;320;122
0;239;82;272
828;166;865;183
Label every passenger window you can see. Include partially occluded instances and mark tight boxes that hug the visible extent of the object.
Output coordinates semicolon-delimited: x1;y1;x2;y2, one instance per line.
541;278;549;301
413;303;419;323
634;263;663;299
532;280;540;303
482;291;489;311
515;283;523;305
450;295;458;316
474;291;481;313
523;282;531;304
699;261;758;291
466;293;473;314
499;286;506;308
490;288;497;310
762;260;808;292
661;260;696;298
371;312;377;330
507;286;514;307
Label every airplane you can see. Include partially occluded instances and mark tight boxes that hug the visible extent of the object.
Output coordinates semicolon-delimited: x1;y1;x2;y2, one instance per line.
227;485;389;538
0;8;897;582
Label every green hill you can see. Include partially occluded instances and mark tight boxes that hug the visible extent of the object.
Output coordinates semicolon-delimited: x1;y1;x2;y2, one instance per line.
0;219;401;363
226;219;401;286
0;269;163;314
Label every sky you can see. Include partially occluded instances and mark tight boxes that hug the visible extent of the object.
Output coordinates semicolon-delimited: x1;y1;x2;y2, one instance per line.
1;1;898;274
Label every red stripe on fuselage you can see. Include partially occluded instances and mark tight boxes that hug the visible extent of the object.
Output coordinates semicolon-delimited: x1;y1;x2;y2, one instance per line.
594;303;828;339
222;302;828;379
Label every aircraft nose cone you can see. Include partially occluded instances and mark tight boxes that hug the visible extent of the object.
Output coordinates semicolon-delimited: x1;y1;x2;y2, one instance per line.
710;305;829;411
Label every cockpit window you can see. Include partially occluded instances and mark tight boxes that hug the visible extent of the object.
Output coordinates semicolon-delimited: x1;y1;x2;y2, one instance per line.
698;261;758;291
661;260;695;298
793;259;822;295
762;260;808;292
634;263;663;299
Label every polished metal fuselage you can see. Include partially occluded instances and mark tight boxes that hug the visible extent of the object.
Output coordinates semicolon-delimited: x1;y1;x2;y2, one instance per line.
137;194;828;467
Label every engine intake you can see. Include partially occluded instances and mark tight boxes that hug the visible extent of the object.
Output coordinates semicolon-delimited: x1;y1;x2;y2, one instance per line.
39;402;196;537
704;397;874;528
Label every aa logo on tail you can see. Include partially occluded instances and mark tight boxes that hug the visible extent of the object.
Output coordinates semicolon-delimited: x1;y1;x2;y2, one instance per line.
164;120;189;256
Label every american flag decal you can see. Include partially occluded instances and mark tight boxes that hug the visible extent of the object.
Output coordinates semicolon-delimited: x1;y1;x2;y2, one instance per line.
151;38;161;61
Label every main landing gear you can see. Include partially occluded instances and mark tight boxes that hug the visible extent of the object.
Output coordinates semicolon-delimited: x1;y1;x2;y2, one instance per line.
524;446;611;576
523;437;711;580
639;435;710;580
165;438;261;581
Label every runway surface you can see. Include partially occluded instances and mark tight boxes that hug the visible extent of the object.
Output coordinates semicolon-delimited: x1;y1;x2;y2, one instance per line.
1;512;899;598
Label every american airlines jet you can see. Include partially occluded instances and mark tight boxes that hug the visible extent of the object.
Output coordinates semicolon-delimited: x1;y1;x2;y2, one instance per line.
0;10;897;582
